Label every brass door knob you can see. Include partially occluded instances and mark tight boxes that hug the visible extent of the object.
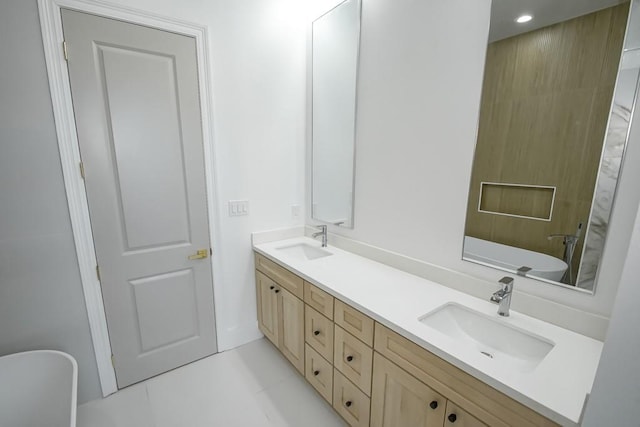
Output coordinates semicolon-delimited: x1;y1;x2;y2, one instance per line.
188;249;209;260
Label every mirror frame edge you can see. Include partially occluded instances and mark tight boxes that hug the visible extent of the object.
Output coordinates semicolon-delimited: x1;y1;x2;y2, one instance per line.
460;0;638;296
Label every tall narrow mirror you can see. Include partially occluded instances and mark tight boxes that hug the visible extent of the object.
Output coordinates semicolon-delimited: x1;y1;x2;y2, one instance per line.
311;0;361;228
463;0;637;292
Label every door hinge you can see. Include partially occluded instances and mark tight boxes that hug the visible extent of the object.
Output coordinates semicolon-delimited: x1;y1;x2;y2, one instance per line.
111;354;115;367
62;41;69;61
96;265;101;282
79;161;85;180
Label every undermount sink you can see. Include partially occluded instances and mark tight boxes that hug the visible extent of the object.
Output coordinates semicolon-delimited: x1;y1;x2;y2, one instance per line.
419;303;554;373
276;243;332;261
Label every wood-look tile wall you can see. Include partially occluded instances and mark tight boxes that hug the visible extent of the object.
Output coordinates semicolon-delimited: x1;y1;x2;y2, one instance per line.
465;4;629;282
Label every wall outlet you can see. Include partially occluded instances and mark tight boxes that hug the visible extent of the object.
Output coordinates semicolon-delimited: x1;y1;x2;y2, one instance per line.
291;204;301;219
228;200;249;216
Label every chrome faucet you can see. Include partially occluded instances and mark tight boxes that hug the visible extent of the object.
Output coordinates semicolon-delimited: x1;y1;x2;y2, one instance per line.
312;225;328;247
490;276;514;317
548;222;583;285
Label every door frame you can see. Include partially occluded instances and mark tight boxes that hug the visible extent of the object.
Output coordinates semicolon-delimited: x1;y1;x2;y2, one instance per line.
37;0;221;397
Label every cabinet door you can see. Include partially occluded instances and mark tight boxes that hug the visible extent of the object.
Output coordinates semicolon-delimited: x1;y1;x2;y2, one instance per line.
279;287;305;374
371;353;446;427
256;271;279;346
444;401;487;427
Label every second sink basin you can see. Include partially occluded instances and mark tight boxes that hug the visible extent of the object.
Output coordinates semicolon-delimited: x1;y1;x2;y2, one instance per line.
419;303;554;373
276;243;332;261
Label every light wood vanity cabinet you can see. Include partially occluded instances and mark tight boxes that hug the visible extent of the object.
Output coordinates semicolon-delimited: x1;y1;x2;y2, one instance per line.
255;260;304;374
254;252;560;427
305;343;333;403
371;352;448;426
305;281;334;319
444;401;488;427
255;253;304;298
255;270;279;345
304;280;375;426
279;286;305;373
334;325;373;396
334;368;371;427
374;323;559;427
371;352;485;427
305;305;334;362
335;299;374;346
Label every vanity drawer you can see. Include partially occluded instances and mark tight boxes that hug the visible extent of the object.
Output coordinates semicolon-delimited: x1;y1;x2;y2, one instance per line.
255;253;304;299
304;281;334;320
334;326;373;396
374;323;559;427
333;369;371;427
305;344;333;404
305;305;334;362
334;300;374;346
444;401;487;427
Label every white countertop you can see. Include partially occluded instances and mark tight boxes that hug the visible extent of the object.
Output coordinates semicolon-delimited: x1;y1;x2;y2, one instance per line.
253;236;603;426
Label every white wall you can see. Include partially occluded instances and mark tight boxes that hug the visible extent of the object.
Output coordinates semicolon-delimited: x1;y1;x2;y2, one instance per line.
322;0;640;333
2;0;319;403
0;0;101;403
581;193;640;426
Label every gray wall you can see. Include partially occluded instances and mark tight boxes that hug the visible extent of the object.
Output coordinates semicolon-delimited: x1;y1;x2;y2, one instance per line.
0;0;101;403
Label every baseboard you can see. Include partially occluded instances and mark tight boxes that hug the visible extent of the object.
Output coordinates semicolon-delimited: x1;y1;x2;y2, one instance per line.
217;322;264;353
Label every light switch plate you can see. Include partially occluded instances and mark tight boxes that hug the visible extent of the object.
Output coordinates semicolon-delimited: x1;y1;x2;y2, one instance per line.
228;200;249;216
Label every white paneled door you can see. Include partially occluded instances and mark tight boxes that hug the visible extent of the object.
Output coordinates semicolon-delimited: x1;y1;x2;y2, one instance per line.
61;9;217;388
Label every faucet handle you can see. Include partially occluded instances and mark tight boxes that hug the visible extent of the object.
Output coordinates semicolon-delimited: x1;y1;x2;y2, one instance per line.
498;276;514;291
499;276;514;285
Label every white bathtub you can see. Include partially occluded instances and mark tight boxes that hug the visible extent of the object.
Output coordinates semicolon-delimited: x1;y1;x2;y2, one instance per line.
0;350;78;427
463;236;568;281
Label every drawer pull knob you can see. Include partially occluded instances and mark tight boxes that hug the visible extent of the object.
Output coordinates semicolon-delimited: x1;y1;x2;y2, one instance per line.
275;289;280;293
448;414;457;423
429;401;438;410
313;370;320;376
270;286;275;290
345;400;352;408
346;355;354;362
314;330;320;336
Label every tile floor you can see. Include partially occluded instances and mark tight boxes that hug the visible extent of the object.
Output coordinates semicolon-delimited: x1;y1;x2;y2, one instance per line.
77;338;346;427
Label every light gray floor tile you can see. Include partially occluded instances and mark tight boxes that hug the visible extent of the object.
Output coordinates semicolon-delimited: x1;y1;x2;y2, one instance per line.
77;383;154;427
77;338;345;427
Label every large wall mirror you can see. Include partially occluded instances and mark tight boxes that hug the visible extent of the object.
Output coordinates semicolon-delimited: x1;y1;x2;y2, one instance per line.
311;0;361;228
463;0;639;293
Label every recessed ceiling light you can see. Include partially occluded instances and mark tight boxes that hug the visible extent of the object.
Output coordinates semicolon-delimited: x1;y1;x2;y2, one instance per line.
516;14;533;24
